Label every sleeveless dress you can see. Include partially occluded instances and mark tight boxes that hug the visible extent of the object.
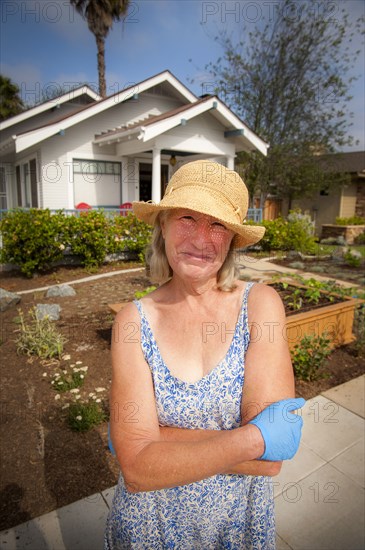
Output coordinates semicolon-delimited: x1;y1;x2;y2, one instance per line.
104;282;275;549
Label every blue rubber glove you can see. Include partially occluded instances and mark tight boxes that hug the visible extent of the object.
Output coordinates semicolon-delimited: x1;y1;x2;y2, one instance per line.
108;422;116;455
249;398;305;461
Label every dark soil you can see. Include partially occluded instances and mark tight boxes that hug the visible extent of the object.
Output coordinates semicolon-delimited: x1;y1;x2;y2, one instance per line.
270;281;344;315
271;255;365;286
0;262;364;531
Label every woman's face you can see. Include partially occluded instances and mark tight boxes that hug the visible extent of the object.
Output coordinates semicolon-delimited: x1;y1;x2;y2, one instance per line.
161;209;234;282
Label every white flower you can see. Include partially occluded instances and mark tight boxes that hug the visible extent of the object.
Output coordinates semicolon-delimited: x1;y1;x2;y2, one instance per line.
59;244;65;250
89;392;95;398
54;394;61;400
76;361;82;365
63;370;67;374
95;387;106;393
63;355;71;361
96;398;101;403
62;404;70;409
80;366;88;372
51;381;55;385
42;372;47;377
76;394;81;400
70;388;80;394
76;415;82;421
80;374;84;379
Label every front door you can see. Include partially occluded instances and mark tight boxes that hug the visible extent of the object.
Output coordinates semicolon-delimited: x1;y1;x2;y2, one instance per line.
139;163;169;201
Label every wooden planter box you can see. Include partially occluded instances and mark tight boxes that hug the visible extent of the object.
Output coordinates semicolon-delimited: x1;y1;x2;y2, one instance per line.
268;282;363;351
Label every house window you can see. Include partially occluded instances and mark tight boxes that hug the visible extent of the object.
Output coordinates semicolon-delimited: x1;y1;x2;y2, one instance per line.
73;159;121;207
15;159;38;207
0;167;7;209
320;185;329;196
73;160;121;176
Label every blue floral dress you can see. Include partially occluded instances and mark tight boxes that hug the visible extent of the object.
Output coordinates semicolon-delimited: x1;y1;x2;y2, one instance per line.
104;282;275;549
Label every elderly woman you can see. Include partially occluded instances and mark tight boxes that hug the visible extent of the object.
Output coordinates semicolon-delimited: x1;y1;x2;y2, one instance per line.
105;160;305;549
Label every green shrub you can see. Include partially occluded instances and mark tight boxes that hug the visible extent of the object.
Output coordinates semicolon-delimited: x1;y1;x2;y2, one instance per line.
51;366;85;393
134;286;157;299
258;210;316;254
64;210;111;269
286;210;316;253
343;249;362;268
258;217;289;251
0;209;66;277
67;400;107;432
0;209;151;274
292;333;331;381
354;232;365;245
353;306;365;358
110;213;152;262
16;308;66;359
336;216;365;225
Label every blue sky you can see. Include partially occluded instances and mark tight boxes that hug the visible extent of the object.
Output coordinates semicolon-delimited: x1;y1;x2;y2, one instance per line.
1;0;364;151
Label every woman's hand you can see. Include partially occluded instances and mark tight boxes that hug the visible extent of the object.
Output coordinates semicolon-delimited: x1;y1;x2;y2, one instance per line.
249;398;305;461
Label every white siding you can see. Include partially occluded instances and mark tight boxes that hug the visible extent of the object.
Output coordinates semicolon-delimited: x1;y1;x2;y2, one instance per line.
38;92;184;209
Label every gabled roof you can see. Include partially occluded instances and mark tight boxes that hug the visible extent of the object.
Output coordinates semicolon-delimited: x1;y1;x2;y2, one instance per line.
0;71;269;157
94;95;269;156
0;84;101;130
317;151;365;174
1;71;198;154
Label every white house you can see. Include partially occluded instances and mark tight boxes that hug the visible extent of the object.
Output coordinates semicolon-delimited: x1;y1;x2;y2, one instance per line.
0;70;268;211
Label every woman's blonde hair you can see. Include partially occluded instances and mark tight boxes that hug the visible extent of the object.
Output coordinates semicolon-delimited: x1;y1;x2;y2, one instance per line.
145;212;240;291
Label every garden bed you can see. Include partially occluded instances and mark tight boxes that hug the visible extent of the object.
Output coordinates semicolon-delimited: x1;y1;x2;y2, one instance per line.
270;281;363;350
270;253;365;285
0;264;364;531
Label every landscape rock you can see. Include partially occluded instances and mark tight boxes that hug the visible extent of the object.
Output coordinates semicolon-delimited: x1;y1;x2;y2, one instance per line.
309;265;326;273
35;304;61;321
286;250;304;260
288;261;305;270
46;284;76;298
0;288;21;312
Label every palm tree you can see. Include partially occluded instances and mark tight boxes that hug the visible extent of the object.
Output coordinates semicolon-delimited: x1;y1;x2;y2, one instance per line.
0;75;24;121
70;0;130;98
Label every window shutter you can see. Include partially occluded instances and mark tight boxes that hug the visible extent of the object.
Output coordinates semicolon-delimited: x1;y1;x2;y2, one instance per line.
16;165;22;206
29;159;38;207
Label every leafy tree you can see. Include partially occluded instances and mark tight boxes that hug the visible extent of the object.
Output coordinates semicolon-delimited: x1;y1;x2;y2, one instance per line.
0;75;24;121
202;0;364;207
70;0;130;98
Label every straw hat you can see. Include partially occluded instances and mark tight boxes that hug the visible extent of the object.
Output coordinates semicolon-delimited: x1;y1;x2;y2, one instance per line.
132;160;265;248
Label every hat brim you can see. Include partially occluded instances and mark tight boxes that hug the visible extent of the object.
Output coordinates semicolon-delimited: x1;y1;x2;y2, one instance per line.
132;189;265;248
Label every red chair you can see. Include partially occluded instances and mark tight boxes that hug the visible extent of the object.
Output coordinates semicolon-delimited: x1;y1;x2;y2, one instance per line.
120;202;133;216
76;202;92;210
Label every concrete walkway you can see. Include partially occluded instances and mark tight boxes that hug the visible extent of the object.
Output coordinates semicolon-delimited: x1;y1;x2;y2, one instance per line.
1;375;363;550
1;259;363;549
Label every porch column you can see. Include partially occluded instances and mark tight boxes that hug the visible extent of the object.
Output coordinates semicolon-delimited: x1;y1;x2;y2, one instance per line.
226;156;235;170
152;148;161;203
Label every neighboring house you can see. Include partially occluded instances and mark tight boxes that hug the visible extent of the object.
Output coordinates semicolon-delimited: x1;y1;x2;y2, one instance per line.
0;70;268;211
290;151;365;234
